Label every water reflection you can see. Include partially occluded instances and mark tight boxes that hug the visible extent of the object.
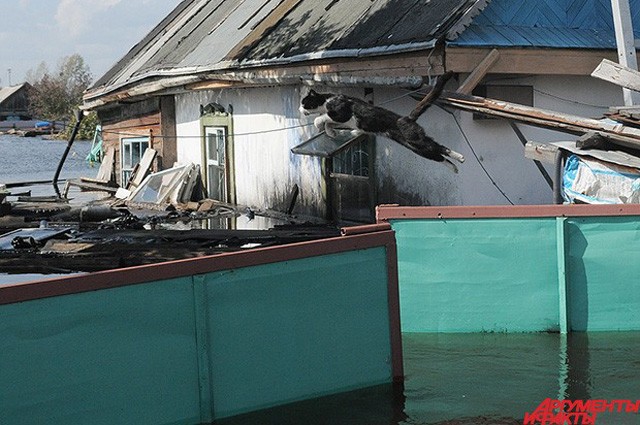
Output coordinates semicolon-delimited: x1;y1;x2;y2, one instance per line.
213;333;640;425
213;384;407;425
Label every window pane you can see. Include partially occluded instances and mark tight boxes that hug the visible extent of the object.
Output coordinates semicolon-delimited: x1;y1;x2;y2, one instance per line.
123;143;132;168
121;138;150;183
217;130;225;164
132;142;141;163
207;134;218;163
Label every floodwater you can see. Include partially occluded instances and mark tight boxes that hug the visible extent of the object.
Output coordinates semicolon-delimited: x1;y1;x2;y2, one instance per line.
2;140;640;425
0;135;94;285
0;134;94;193
215;332;640;425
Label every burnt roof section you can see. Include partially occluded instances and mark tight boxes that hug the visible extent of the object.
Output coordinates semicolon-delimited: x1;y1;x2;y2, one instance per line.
87;0;485;100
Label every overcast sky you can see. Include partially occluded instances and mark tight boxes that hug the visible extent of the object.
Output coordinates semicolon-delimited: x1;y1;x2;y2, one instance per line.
0;0;179;86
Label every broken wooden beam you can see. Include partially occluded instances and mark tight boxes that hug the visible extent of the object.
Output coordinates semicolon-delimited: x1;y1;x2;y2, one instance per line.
592;58;640;93
457;48;500;95
609;0;640;105
439;91;640;151
524;142;559;164
65;179;119;194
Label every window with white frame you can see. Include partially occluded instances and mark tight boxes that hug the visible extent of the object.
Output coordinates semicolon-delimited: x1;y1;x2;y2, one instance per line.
121;137;149;184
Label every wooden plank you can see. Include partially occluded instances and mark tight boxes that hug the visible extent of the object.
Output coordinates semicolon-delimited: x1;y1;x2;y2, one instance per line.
439;92;640;150
102;115;160;131
609;104;640;113
592;58;640;93
214;51;445;83
447;47;623;75
457;49;500;95
509;122;554;188
524;141;559;164
66;179;119;194
186;80;251;91
610;0;640;105
96;147;115;182
160;96;178;169
129;148;158;189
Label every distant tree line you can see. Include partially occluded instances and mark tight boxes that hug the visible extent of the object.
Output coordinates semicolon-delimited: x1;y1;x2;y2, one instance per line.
26;54;98;140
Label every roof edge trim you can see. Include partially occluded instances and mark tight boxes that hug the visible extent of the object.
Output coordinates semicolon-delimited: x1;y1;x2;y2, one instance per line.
84;39;439;104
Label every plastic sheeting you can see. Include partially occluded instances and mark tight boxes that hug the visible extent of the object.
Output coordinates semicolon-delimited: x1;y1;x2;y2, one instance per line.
563;154;640;204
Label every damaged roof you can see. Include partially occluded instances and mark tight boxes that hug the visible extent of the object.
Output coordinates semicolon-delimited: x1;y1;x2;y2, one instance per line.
87;0;485;101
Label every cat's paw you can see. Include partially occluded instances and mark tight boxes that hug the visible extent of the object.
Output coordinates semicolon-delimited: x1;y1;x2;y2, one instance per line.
314;116;326;131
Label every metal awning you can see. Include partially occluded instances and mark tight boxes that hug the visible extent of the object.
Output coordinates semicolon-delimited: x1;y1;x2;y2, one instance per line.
291;131;366;158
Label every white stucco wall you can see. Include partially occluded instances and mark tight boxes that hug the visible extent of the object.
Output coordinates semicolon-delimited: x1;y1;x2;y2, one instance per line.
175;86;324;216
174;75;624;216
375;75;623;206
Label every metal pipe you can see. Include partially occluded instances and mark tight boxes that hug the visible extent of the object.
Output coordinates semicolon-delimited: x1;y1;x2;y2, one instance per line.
53;109;84;198
553;149;565;205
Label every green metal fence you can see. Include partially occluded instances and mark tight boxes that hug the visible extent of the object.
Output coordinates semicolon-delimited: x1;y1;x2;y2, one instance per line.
378;204;640;333
0;226;401;425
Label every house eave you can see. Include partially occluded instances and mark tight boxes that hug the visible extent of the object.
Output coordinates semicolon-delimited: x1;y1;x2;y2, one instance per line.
446;46;624;75
83;40;440;109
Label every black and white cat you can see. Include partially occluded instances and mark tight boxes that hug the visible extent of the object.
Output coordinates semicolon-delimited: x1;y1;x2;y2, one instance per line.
299;79;465;172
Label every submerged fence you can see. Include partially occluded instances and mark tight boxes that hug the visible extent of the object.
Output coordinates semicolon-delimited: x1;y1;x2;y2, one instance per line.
378;204;640;333
0;224;402;425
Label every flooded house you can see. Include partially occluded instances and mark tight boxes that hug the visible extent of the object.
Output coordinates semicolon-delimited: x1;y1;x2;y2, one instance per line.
6;2;640;424
82;0;640;223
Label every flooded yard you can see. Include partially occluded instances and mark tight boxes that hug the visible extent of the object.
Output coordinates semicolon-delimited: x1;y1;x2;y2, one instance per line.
216;332;640;425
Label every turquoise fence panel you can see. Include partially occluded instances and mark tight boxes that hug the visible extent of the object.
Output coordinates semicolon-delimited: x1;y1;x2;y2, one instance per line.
567;217;640;331
203;248;392;419
0;230;399;425
390;218;559;333
0;277;201;425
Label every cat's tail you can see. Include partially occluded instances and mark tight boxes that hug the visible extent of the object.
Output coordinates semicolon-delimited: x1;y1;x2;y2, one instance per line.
407;71;454;122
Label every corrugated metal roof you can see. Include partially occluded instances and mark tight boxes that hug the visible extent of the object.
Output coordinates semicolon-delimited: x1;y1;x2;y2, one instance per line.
450;0;640;48
87;0;483;99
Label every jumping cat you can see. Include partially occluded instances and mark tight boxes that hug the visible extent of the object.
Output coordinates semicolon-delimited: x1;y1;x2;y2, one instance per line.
299;73;465;172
